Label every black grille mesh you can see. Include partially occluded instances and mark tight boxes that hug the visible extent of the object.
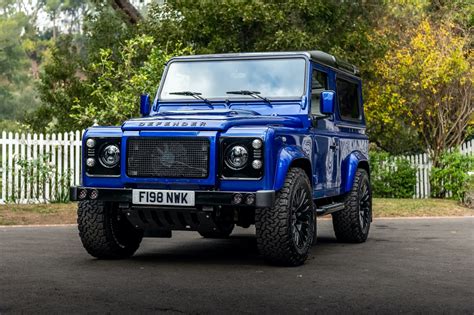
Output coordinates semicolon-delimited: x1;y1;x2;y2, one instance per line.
127;137;210;178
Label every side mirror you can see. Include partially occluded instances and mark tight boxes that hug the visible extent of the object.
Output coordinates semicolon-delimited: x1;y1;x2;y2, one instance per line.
320;91;335;115
140;94;151;117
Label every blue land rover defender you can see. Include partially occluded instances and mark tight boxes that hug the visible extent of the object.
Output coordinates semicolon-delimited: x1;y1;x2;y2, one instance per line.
70;51;371;266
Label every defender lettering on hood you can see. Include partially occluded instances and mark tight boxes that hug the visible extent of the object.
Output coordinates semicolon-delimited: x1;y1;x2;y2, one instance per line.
137;121;207;127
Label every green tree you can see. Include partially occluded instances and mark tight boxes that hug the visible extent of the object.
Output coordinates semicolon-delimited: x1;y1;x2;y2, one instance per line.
365;19;473;164
144;0;385;74
0;12;35;121
28;3;138;131
70;35;192;127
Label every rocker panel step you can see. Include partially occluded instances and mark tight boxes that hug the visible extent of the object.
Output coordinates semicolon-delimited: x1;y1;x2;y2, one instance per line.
316;202;345;216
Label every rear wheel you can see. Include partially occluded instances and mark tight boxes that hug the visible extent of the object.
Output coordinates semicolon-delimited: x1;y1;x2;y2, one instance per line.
332;168;372;243
256;167;315;266
77;201;143;259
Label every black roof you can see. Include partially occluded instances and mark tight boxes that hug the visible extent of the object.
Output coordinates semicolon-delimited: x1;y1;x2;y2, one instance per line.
307;51;359;77
170;50;360;77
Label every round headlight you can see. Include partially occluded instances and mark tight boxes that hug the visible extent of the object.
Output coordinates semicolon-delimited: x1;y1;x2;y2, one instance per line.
99;144;120;168
252;139;263;149
86;138;96;148
225;145;248;170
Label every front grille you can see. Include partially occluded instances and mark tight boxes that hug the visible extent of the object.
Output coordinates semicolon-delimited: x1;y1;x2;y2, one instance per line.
127;137;210;178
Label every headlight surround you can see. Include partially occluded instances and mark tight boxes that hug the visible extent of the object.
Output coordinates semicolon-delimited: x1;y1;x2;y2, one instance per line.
84;137;121;177
221;137;264;179
99;144;120;168
225;145;249;170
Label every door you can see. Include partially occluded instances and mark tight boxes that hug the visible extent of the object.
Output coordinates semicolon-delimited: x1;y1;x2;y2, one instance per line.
310;67;340;197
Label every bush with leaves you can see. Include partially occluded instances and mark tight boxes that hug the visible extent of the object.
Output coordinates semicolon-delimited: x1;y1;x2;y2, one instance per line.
7;153;71;203
369;151;417;198
430;150;474;201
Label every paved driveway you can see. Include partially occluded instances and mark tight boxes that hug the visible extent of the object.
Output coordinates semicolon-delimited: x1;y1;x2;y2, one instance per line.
0;217;473;313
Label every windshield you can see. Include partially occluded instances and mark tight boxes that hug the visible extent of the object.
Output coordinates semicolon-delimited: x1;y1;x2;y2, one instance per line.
159;58;307;100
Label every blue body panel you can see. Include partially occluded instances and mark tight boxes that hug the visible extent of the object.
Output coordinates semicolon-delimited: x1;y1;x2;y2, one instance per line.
82;54;369;201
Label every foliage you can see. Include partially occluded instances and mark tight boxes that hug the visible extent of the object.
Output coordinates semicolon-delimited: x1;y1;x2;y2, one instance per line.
0;12;41;121
70;36;193;127
144;0;385;75
0;120;23;132
28;36;94;132
0;0;92;127
430;150;474;201
365;19;473;163
369;151;417;198
28;4;139;132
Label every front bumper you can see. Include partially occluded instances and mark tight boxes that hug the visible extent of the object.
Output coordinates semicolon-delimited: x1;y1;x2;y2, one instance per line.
70;186;275;208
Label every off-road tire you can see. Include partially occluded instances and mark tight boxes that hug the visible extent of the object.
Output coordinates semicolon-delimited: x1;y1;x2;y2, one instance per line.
77;200;143;259
198;222;234;238
256;167;315;266
332;168;372;243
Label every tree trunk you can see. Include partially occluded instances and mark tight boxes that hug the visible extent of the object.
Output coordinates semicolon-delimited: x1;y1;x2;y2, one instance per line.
109;0;142;24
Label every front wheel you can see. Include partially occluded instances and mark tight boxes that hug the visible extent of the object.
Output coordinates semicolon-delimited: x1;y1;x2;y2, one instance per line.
256;167;315;266
77;201;143;259
332;168;372;243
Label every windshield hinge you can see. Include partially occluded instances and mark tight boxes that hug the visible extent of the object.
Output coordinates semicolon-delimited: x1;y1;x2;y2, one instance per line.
301;95;308;109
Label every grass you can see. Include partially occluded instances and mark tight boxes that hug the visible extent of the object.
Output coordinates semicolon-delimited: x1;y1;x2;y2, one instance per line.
0;198;472;226
0;203;76;226
372;198;472;217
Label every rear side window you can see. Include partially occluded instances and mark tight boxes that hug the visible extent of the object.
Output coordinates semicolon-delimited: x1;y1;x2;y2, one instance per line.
336;78;361;121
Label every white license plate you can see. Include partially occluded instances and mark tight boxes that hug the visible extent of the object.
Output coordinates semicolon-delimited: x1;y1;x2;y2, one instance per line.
132;189;195;206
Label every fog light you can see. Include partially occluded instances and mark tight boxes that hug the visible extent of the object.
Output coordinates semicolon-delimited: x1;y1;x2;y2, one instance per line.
86;138;96;148
252;160;262;169
232;193;243;204
78;189;87;200
89;189;99;200
245;194;255;205
86;158;96;167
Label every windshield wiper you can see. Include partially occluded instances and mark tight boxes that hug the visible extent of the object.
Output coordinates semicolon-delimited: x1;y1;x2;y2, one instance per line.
169;91;212;105
226;90;271;105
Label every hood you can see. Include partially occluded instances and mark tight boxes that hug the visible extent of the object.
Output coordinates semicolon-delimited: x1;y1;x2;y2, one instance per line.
122;109;303;131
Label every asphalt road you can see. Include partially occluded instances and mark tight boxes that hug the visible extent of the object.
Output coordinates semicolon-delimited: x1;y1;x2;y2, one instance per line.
1;217;473;314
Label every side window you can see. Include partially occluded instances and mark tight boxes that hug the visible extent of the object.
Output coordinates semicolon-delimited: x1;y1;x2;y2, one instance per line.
336;78;360;121
311;70;328;115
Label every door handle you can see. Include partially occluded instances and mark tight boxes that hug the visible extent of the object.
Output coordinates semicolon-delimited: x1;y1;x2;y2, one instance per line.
330;142;338;151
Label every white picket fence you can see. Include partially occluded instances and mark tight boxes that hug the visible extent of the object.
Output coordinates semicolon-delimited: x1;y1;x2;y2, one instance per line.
0;131;83;204
0;131;472;203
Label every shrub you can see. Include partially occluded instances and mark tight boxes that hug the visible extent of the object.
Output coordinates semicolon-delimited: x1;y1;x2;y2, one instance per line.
430;150;474;201
7;154;71;203
369;151;417;198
